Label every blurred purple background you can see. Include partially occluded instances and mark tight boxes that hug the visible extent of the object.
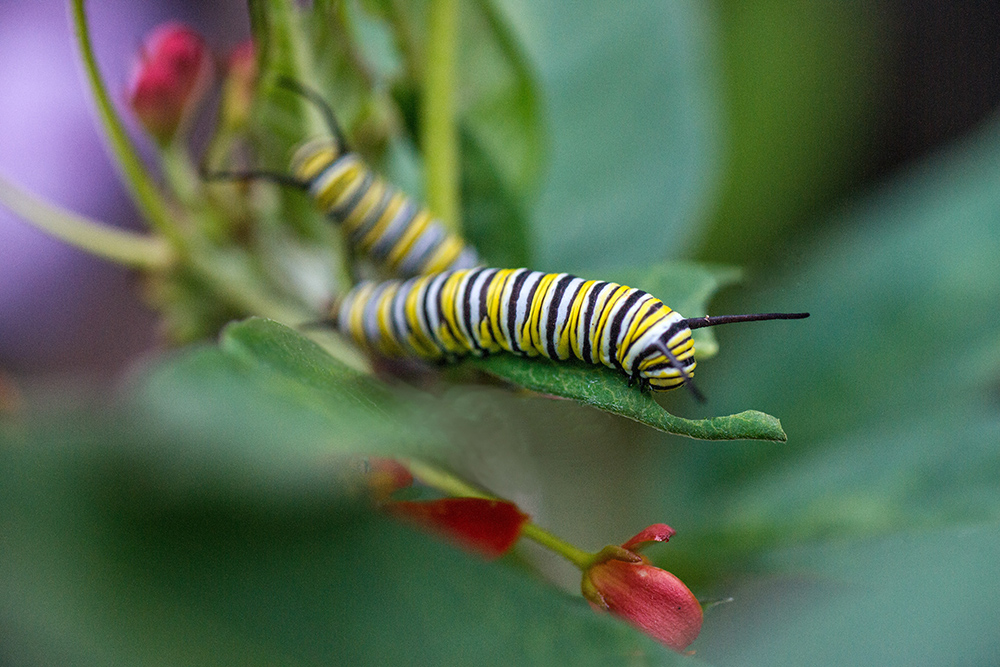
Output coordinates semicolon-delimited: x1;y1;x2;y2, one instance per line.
1;0;998;383
0;0;246;381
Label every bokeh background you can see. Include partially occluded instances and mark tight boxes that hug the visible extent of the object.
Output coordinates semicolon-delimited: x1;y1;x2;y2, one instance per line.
2;1;999;665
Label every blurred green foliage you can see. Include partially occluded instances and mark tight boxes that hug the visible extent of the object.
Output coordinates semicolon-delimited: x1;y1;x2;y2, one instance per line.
2;0;998;665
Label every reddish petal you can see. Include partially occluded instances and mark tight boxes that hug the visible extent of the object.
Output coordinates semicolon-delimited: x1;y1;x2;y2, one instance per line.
621;523;676;552
127;23;212;143
388;498;530;559
585;559;702;652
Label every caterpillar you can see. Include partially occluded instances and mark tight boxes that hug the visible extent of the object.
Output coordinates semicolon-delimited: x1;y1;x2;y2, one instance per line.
206;79;480;277
331;267;809;399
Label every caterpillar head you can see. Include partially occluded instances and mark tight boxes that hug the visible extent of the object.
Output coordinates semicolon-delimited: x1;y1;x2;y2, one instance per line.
645;311;811;401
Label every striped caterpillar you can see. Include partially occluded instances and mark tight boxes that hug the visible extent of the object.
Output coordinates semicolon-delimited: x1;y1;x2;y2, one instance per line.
206;80;480;277
332;267;809;398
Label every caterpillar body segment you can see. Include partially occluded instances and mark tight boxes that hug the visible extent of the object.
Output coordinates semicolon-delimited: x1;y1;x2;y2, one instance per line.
333;268;699;393
288;138;481;278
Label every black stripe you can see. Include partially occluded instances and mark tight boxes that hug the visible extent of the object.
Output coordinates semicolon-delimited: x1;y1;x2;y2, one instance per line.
428;273;452;350
544;275;571;359
478;270;494;344
632;317;685;366
520;272;543;353
418;278;437;352
461;269;487;353
505;270;530;352
607;290;644;373
349;182;393;246
370;198;417;261
331;167;374;220
581;282;607;364
436;273;462;347
560;278;587;361
387;283;409;349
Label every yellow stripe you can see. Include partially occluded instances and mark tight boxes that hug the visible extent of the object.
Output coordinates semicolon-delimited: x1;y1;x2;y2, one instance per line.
291;144;338;182
347;283;375;349
341;178;387;234
567;280;597;360
420;235;464;274
402;276;438;357
375;283;405;356
439;271;468;353
486;270;516;348
386;210;434;268
357;191;406;250
618;298;666;365
591;284;628;366
525;272;558;356
315;160;366;212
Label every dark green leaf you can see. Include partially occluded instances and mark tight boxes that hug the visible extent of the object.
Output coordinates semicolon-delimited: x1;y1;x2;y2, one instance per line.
459;260;783;442
512;0;720;273
648;111;1000;572
0;422;696;666
467;355;786;442
126;321;431;494
693;523;1000;667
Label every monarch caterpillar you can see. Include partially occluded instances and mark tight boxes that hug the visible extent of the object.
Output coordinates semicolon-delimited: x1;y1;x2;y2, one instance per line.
205;79;480;278
330;267;809;399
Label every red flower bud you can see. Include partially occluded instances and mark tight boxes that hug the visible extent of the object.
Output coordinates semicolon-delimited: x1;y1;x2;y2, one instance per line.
582;525;702;652
128;23;213;144
387;497;530;560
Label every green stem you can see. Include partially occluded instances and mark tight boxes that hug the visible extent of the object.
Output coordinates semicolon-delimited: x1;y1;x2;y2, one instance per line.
0;175;172;269
402;458;596;570
520;523;595;570
421;0;460;231
70;0;180;244
403;458;492;500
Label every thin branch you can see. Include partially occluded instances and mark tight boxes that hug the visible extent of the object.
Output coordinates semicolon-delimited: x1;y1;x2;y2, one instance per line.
421;0;461;231
69;0;180;243
0;175;172;270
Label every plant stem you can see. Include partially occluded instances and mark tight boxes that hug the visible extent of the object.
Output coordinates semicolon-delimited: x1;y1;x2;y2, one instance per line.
0;176;172;269
403;458;596;570
70;0;180;244
403;458;492;500
520;523;594;570
421;0;460;231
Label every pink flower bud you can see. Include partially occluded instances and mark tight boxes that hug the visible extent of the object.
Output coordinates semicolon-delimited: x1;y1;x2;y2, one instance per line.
128;23;213;144
582;525;702;652
387;497;530;560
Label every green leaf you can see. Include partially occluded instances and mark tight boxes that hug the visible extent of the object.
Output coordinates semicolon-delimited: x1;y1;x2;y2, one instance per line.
126;321;430;492
220;317;395;411
647;111;1000;574
509;0;720;273
367;0;545;265
459;260;783;442
693;523;1000;667
0;421;697;666
467;355;785;442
